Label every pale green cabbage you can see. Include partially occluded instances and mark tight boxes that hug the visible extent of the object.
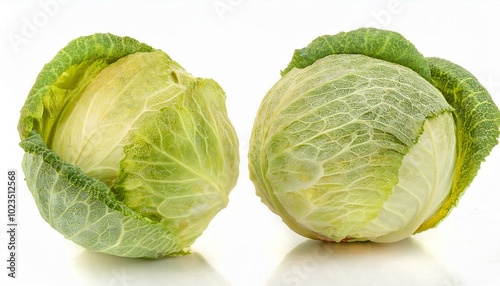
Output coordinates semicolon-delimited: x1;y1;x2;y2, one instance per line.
249;28;500;243
18;33;239;258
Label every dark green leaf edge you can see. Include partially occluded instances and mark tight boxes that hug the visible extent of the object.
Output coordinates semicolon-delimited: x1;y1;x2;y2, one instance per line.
18;33;155;139
20;131;185;257
281;27;432;82
417;57;500;232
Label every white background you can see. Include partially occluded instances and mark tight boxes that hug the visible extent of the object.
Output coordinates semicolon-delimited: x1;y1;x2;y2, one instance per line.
1;1;500;285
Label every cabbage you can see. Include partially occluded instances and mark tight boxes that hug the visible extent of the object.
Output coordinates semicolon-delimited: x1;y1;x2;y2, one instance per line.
249;28;500;243
18;33;239;258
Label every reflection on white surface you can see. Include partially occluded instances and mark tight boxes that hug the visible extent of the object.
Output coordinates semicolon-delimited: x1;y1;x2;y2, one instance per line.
269;239;458;286
74;250;229;286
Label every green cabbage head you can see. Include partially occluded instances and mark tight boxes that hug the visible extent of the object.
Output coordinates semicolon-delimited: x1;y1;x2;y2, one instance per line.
249;28;500;243
18;33;239;258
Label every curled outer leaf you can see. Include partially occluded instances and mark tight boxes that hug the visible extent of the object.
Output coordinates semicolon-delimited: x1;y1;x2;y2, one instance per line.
21;133;184;258
417;58;500;231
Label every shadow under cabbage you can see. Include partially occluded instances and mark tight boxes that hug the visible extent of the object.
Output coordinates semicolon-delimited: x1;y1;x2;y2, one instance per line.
74;249;230;286
269;238;459;286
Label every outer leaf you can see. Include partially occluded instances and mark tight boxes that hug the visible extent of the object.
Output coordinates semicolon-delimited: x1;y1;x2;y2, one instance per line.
282;27;431;82
416;58;500;232
20;132;183;258
18;33;154;140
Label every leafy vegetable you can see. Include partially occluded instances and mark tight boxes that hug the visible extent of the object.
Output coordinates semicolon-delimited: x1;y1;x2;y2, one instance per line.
18;33;239;258
249;28;500;243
